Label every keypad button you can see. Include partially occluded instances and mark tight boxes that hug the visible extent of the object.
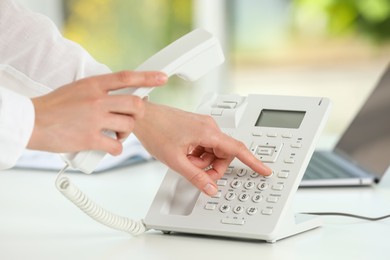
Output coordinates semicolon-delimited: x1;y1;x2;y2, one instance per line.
278;172;289;178
267;197;279;203
262;209;273;215
238;193;250;202
225;192;236;201
257;147;273;155
233;205;245;214
217;179;227;186
231;180;242;189
212;191;222;198
252;130;262;137
252;194;263;203
250;172;259;178
236;168;247;177
264;171;274;179
272;184;284;191
211;108;223;116
267;133;277;137
257;182;269;191
291;143;302;148
284;158;295;164
220;204;231;213
217;101;237;109
221;217;245;225
225;167;234;174
247;207;258;215
244;181;255;190
205;203;217;210
282;133;293;138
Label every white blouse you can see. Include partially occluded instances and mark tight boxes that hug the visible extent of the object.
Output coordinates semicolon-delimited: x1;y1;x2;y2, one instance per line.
0;0;111;169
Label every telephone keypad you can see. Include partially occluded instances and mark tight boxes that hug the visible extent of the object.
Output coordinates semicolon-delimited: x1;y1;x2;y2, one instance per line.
207;165;288;225
204;134;300;225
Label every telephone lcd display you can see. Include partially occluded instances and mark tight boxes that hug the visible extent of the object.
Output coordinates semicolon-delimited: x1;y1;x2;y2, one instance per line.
255;109;306;129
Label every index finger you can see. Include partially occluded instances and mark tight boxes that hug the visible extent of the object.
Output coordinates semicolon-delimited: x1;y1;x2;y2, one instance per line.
213;133;272;176
87;71;168;92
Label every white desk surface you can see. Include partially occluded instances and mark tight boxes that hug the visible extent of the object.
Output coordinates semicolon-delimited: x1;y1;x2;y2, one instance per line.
1;160;390;260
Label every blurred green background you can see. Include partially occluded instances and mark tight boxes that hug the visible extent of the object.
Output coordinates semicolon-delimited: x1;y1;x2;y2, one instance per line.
63;0;194;109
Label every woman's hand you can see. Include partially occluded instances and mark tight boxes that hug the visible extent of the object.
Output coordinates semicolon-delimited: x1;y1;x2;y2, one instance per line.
28;71;167;155
134;101;272;196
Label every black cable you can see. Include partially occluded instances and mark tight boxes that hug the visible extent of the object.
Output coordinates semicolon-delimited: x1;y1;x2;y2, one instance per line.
300;212;390;221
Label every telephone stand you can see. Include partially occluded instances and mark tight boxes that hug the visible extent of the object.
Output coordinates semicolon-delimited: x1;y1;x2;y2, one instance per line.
266;212;322;243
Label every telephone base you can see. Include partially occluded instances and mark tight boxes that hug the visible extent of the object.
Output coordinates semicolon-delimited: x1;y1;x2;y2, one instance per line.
265;213;322;243
153;213;321;243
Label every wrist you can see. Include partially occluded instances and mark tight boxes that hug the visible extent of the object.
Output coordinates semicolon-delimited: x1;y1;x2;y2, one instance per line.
27;97;46;150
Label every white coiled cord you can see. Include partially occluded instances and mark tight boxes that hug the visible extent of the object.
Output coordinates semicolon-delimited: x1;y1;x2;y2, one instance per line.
55;164;147;236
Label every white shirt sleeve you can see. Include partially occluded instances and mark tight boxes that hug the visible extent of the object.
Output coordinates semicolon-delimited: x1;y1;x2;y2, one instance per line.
0;0;111;94
0;87;35;170
0;0;112;170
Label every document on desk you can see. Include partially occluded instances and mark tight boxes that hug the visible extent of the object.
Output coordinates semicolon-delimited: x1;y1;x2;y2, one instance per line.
15;134;152;172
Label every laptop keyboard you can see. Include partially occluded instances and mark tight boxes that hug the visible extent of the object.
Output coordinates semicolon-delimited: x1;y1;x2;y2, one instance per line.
303;152;358;180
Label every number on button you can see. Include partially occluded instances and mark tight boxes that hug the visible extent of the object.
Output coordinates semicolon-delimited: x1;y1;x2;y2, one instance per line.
252;194;263;203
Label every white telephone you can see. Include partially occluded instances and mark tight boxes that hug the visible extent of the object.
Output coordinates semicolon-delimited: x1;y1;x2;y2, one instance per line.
145;93;331;242
56;29;331;243
56;28;225;235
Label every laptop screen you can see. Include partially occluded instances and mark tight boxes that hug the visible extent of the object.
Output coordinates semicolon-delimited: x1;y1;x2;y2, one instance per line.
335;64;390;179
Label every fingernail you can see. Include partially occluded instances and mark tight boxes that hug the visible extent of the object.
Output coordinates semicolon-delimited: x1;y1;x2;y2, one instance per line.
156;73;167;84
263;165;273;175
203;183;218;196
262;164;273;175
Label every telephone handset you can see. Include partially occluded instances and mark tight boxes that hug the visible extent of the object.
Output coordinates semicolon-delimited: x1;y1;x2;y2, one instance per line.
61;28;225;174
144;94;331;242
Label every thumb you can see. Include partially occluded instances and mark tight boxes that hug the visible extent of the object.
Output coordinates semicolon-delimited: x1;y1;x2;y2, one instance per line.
175;156;219;196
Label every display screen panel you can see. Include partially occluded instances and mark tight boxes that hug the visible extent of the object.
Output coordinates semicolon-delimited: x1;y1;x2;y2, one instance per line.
255;109;306;129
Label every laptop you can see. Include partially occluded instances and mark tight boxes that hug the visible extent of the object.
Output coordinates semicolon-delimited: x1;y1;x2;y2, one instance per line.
301;64;390;187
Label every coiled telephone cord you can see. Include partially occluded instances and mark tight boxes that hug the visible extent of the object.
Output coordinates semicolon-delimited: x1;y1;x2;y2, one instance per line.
55;164;147;235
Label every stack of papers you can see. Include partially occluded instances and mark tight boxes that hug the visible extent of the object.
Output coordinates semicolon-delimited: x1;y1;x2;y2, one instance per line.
15;134;152;172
